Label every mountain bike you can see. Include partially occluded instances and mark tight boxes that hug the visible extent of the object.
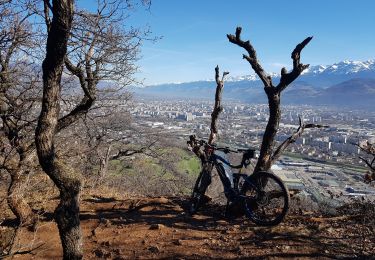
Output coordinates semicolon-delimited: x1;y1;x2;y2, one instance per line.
187;135;290;226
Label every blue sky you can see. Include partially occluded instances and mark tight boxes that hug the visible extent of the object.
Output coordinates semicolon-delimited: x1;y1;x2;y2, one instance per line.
80;0;375;85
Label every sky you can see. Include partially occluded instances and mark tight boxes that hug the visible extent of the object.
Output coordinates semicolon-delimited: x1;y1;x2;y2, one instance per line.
81;0;375;85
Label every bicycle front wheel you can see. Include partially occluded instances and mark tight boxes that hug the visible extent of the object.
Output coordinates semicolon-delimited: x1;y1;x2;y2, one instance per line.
241;171;290;226
189;169;211;214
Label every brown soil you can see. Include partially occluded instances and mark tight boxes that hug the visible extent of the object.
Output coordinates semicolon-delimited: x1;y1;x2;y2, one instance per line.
2;196;375;259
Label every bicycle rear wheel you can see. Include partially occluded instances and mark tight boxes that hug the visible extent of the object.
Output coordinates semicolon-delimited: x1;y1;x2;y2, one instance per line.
189;169;211;214
241;171;290;226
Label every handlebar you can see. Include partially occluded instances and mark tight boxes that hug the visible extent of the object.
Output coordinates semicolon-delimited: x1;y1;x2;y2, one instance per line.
187;135;256;158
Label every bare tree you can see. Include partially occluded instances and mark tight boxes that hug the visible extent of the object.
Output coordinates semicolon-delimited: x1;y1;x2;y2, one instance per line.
53;0;153;181
190;66;229;162
208;66;229;145
34;0;83;258
227;27;323;173
358;141;375;183
34;0;152;258
67;96;158;186
0;0;40;226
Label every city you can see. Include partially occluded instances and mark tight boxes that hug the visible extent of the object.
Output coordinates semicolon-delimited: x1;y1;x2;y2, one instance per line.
128;97;375;204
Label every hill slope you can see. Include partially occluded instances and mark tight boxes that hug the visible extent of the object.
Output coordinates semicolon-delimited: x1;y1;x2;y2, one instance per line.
4;196;374;259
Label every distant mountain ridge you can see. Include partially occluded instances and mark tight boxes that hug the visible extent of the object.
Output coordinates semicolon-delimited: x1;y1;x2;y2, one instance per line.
224;60;375;83
303;60;375;75
135;60;375;108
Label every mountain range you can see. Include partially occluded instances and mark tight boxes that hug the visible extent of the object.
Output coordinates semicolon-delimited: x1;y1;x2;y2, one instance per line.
134;60;375;109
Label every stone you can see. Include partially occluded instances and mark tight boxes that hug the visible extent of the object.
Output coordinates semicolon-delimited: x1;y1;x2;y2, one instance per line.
149;223;164;230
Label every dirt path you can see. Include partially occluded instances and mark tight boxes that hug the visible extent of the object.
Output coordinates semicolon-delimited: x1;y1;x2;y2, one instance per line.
4;196;375;259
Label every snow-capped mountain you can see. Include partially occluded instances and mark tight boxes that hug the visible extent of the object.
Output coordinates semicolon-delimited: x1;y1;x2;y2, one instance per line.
225;72;279;82
135;60;375;108
202;60;375;84
226;60;375;80
302;60;375;75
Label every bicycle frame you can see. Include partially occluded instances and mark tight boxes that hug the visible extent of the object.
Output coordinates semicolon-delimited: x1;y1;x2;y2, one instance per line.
208;150;250;200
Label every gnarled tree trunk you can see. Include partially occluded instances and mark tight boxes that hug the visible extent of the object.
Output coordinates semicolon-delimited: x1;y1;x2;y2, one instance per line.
7;168;35;226
35;1;83;259
227;27;312;173
258;91;281;171
1;115;37;226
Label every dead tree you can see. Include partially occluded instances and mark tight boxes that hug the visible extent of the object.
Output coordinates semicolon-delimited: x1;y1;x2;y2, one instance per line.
227;27;320;173
358;141;375;183
208;66;229;145
190;66;228;162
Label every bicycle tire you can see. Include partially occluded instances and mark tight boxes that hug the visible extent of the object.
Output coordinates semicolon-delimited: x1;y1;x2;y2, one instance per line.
241;171;290;226
189;169;211;214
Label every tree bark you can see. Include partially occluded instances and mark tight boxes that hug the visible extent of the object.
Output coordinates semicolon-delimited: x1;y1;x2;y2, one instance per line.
227;27;312;173
208;66;228;145
98;145;111;184
188;66;228;160
256;90;281;172
35;1;83;259
1;114;37;226
7;168;35;226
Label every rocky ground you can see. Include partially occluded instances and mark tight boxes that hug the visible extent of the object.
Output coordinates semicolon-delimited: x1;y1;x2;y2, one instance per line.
1;195;374;259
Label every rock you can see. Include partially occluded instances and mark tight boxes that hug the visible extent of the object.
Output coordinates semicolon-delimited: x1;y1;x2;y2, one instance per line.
113;248;122;255
94;249;104;258
209;238;218;244
153;197;169;204
173;239;182;245
326;227;334;234
100;218;110;225
102;240;111;246
148;245;160;253
100;218;111;227
149;224;164;230
219;235;229;242
216;220;228;225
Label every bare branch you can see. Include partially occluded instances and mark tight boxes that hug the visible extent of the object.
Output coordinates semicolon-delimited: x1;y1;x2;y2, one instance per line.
43;0;52;32
359;156;374;170
187;135;207;163
227;27;272;88
208;65;228;145
276;36;313;92
56;96;95;133
270;117;328;164
357;141;375;183
109;141;157;160
358;141;375;155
